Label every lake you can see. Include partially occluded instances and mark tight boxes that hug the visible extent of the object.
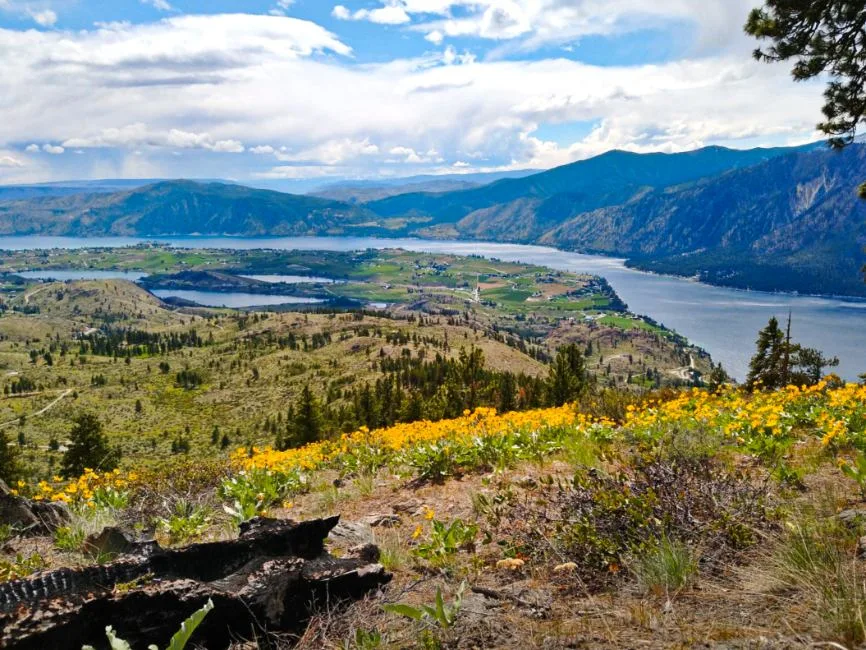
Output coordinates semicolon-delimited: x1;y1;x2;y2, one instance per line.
1;234;863;381
240;274;338;284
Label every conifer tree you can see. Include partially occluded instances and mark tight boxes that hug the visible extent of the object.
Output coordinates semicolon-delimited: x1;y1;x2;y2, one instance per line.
61;412;118;478
746;2;866;196
547;344;589;407
0;429;22;485
292;385;322;447
498;373;517;413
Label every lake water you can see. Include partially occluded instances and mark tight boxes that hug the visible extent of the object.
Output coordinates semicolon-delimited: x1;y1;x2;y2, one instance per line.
150;290;325;308
1;234;864;381
240;274;337;284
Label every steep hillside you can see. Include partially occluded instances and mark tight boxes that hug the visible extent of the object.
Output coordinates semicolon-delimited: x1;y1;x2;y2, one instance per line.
541;145;866;295
367;143;818;238
0;180;373;236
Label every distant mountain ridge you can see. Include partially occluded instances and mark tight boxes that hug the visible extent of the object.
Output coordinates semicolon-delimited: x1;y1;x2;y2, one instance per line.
0;180;374;236
1;141;864;297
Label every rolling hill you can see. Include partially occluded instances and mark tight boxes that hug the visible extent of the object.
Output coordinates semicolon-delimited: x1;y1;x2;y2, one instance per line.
0;180;374;236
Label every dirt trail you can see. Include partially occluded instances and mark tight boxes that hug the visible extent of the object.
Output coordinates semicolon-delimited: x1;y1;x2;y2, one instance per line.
0;389;72;430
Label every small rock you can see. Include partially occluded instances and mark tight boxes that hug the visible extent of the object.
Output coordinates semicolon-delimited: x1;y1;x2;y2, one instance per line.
0;479;69;534
347;543;380;563
391;499;421;515
857;536;866;559
553;562;577;573
364;513;401;528
837;509;866;526
329;520;374;548
84;527;137;558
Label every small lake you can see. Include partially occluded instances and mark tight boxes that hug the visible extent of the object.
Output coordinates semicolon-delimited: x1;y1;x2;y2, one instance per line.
15;270;149;281
150;290;325;308
1;234;864;381
240;274;338;284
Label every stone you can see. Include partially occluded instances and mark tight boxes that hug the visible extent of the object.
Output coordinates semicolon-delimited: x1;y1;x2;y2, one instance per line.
391;498;421;514
83;527;139;558
363;513;401;528
858;536;866;559
328;520;374;548
837;509;866;526
347;543;380;563
0;479;69;535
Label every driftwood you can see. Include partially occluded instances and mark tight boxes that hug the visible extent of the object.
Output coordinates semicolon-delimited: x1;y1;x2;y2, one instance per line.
0;516;391;649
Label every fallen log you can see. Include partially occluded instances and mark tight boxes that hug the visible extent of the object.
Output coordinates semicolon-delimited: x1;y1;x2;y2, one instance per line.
0;516;391;649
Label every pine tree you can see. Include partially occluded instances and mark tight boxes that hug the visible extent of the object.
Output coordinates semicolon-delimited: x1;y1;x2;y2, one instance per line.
547;344;589;407
0;429;22;485
498;373;517;413
746;317;785;391
292;385;322;447
61;412;118;478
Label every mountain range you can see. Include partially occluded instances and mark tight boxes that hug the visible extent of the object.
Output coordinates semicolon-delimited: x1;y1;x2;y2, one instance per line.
0;140;864;296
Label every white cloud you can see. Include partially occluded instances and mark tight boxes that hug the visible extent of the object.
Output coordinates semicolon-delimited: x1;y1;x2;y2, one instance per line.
0;155;23;167
141;0;173;11
332;2;410;25
452;160;470;167
277;138;380;165
63;124;246;153
338;0;756;54
425;30;444;44
332;6;350;20
24;144;40;152
42;144;64;154
28;9;56;26
0;8;826;181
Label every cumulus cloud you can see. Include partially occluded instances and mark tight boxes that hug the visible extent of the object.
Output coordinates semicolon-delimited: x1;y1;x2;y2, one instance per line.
0;8;826;180
42;144;64;154
333;3;410;25
24;144;40;152
62;124;246;153
337;0;756;54
277;138;380;165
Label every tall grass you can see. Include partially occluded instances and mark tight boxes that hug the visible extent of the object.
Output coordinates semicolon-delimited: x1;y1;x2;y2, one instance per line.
774;519;866;646
634;537;698;596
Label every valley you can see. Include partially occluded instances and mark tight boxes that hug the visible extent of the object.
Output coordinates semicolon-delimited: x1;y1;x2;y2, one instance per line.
0;142;863;298
0;246;707;478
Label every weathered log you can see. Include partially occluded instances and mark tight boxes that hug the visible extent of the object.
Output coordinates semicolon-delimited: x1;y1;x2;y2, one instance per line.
0;516;391;649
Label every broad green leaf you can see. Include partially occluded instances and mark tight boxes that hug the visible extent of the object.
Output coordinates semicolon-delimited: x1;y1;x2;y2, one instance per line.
166;598;214;650
382;603;425;621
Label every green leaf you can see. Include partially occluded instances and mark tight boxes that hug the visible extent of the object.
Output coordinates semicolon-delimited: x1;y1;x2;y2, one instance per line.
435;588;446;622
166;598;214;650
105;627;133;650
382;603;425;621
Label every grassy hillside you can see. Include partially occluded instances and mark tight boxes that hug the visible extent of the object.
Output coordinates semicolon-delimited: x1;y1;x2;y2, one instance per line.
0;248;709;477
5;376;866;647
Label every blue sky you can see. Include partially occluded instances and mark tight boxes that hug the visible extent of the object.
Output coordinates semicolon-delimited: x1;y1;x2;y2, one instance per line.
0;0;826;188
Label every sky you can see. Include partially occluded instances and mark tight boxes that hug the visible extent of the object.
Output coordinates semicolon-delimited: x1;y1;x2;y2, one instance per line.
0;0;829;188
